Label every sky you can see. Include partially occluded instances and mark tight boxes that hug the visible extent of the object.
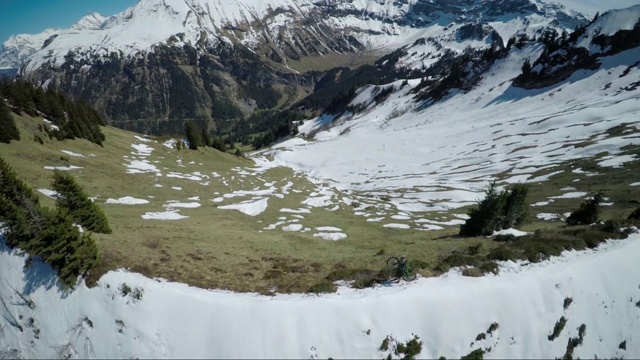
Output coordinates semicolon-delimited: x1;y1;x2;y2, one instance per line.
0;0;138;42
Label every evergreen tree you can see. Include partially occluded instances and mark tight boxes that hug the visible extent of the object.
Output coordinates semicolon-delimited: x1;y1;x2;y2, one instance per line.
51;171;111;234
201;126;212;147
184;120;202;150
0;98;20;143
0;156;100;289
460;182;529;237
566;192;603;226
521;58;532;75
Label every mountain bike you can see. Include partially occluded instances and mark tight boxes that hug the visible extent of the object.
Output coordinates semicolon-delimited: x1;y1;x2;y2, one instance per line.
386;256;417;282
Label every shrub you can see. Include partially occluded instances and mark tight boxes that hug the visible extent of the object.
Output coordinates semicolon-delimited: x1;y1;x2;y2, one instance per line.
326;267;384;289
395;335;422;360
487;322;499;334
461;349;485;360
308;279;337;294
628;206;640;221
479;261;499;275
467;243;484;255
566;192;603;226
563;297;573;310
601;219;623;234
51;171;111;234
488;246;518;262
380;336;390;351
460;182;529;237
548;316;567;341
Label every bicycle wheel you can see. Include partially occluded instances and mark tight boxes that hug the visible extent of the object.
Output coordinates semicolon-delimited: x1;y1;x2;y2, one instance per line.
386;256;399;270
403;267;417;282
386;256;400;280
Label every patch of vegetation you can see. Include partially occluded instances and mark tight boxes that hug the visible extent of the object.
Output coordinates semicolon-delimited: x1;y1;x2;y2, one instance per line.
628;206;640;221
184;120;226;152
563;297;573;310
52;170;111;233
566;192;603;226
326;266;385;289
115;319;126;333
487;322;499;335
380;336;390;351
0;78;106;145
119;283;132;296
548;316;567;341
0;156;99;288
308;279;337;294
0;97;19;143
119;283;143;302
476;333;486;341
460;182;529;237
562;324;586;360
487;246;518;262
461;348;485;360
619;340;626;350
394;335;422;360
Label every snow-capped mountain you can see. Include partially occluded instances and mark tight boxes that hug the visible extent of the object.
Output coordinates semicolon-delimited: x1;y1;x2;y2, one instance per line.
3;0;590;134
0;28;59;70
0;13;110;71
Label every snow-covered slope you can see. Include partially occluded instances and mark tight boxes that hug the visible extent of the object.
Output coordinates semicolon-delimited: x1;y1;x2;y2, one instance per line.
1;229;638;358
263;39;640;212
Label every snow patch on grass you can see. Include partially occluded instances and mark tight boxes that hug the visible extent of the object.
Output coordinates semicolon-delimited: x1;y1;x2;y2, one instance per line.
218;198;269;216
106;196;150;205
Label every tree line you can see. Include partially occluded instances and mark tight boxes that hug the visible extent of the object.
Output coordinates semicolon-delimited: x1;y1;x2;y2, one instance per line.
0;78;106;146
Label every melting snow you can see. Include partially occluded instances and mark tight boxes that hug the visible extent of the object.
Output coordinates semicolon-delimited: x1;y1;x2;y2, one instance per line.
313;232;348;240
60;150;85;157
141;210;188;220
37;188;59;199
43;165;82;171
492;229;530;237
106;196;150;205
163;201;201;209
218;198;269;216
316;226;342;232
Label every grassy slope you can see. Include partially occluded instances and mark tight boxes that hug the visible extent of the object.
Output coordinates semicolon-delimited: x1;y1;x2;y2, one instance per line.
1;112;639;294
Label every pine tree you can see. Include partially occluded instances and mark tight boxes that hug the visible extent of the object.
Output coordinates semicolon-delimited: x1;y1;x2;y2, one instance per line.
184;120;202;150
0;157;100;288
521;58;532;75
51;171;111;234
0;98;20;143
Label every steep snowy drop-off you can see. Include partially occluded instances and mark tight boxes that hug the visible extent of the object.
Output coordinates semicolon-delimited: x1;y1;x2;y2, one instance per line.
1;229;639;359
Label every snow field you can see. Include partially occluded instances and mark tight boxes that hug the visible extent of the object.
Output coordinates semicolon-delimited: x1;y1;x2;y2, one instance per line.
1;229;639;359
